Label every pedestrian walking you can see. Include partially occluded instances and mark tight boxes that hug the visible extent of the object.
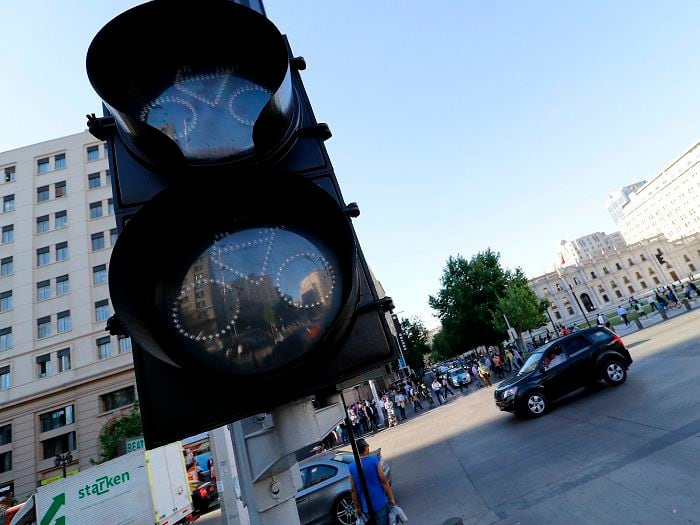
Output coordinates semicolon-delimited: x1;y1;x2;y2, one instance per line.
597;313;606;326
394;391;406;421
431;378;445;404
493;354;504;379
348;438;398;525
617;305;630;325
411;388;423;412
478;361;492;387
441;375;455;400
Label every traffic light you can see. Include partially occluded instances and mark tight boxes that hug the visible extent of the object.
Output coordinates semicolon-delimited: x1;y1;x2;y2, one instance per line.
655;249;666;265
86;0;398;447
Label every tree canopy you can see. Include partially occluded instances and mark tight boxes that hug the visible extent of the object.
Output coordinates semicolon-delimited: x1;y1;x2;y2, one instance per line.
94;402;143;464
429;249;546;356
400;317;431;373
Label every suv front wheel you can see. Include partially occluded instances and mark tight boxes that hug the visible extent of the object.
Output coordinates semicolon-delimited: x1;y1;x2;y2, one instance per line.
602;359;627;386
522;391;549;417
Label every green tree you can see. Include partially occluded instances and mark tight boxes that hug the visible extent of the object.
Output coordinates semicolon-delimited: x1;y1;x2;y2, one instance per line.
493;274;549;350
429;249;511;356
93;402;143;464
400;317;431;373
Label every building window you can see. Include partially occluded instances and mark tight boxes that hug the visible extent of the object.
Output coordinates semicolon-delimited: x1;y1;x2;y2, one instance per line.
87;145;100;161
0;328;12;350
615;263;622;270
57;348;71;373
690;264;697;272
95;300;110;322
55;181;66;198
37;185;49;202
0;424;10;446
622;276;630;284
56;275;70;296
0;257;12;277
602;267;609;274
93;264;107;285
3;195;14;212
36;354;52;378
628;258;634;266
573;277;580;285
635;272;642;279
0;291;11;313
3;167;15;183
554;311;562;320
37;280;51;301
91;232;105;251
640;281;647;289
100;386;136;412
40;405;74;433
55;210;67;229
610;281;618;289
37;158;50;174
89;201;103;219
54;153;66;170
118;336;132;354
97;336;112;359
566;306;574;315
615;290;622;298
107;198;114;215
37;215;49;233
41;431;76;460
57;310;71;333
627;286;635;293
105;169;111;184
0;366;9;390
88;172;101;188
542;287;549;295
590;271;597;279
37;316;52;339
110;228;117;246
37;247;50;267
1;225;13;244
602;294;610;302
653;276;660;284
555;283;562;292
0;451;10;474
55;242;69;262
648;267;655;275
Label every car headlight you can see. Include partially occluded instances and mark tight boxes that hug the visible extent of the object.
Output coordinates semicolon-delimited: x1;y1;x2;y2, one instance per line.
502;387;518;398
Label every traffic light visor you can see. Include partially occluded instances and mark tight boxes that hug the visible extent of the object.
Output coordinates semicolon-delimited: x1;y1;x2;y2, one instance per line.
86;0;296;166
109;173;358;377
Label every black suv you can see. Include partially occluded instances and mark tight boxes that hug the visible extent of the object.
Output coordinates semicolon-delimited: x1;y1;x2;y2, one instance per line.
494;327;632;417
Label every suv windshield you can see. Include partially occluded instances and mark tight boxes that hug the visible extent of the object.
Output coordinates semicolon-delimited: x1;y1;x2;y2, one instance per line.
518;350;544;375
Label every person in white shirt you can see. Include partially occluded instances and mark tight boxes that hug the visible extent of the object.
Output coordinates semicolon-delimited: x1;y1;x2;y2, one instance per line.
617;306;630;325
545;349;567;368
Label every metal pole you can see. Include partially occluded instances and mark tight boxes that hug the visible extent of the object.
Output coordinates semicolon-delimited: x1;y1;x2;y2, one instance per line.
340;392;376;525
231;421;262;525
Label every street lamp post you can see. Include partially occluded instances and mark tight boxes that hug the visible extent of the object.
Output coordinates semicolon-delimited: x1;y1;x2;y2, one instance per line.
556;269;592;328
54;451;73;478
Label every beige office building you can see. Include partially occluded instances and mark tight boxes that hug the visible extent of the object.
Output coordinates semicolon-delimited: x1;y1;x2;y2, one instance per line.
612;141;700;244
0;132;136;501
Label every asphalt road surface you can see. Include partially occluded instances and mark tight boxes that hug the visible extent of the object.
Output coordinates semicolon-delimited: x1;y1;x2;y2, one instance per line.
198;306;700;525
366;307;700;524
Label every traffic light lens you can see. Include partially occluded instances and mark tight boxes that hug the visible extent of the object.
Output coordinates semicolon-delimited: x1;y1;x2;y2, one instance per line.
170;226;342;374
139;66;273;161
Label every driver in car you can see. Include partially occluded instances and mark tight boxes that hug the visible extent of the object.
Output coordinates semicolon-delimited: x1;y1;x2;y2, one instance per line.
544;349;567;368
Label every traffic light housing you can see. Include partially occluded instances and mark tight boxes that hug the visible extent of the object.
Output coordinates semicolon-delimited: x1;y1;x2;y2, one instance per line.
86;0;398;447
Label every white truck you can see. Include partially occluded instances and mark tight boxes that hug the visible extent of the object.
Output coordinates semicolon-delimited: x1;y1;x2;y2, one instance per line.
11;442;193;525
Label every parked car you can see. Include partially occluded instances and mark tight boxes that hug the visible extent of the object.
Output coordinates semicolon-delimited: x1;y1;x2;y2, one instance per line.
296;450;391;525
494;327;632;417
446;367;471;388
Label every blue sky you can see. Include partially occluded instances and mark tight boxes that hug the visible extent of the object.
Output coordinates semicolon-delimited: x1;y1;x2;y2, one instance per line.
2;1;700;329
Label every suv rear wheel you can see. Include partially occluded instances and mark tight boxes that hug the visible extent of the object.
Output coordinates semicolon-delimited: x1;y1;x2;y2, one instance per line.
602;359;627;386
523;391;549;417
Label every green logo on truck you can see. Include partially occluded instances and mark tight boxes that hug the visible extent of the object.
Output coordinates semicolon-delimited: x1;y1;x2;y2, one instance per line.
77;471;130;499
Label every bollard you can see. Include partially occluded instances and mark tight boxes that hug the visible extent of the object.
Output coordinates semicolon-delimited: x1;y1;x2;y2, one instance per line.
443;519;464;525
659;308;668;320
681;298;692;311
634;318;643;330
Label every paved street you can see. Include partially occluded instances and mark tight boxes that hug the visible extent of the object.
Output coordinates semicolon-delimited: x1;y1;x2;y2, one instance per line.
365;307;700;524
198;306;700;524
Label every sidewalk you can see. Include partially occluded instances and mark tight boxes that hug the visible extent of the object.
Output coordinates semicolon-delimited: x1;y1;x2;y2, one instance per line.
609;299;695;337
